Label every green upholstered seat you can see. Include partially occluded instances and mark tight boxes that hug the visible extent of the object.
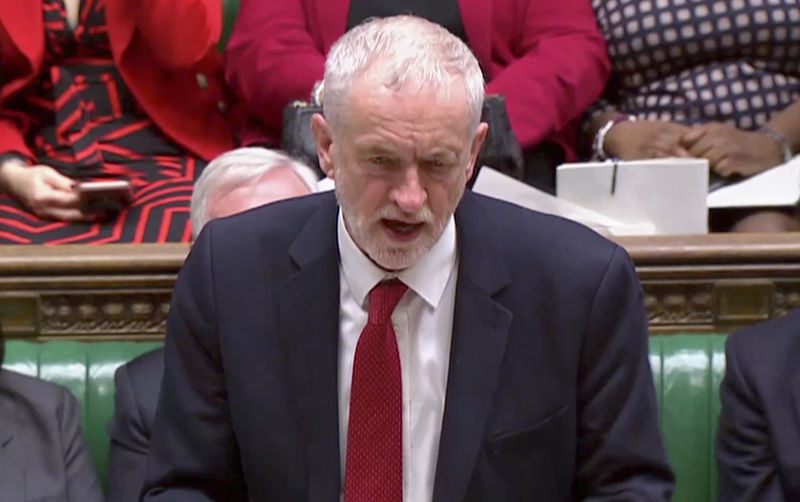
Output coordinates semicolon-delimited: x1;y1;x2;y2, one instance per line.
3;335;727;500
650;335;727;502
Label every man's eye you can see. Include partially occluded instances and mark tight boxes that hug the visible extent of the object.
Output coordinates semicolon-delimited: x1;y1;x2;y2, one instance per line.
425;159;449;171
370;156;390;166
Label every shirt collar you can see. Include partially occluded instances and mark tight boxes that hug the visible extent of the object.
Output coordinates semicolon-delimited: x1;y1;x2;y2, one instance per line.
337;210;457;309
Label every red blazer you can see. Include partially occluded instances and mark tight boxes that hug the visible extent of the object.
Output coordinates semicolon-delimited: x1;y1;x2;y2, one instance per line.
225;0;610;160
0;0;236;162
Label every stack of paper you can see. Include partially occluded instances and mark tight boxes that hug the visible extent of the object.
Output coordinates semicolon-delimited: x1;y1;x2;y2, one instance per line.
472;167;655;235
556;158;709;235
707;156;800;208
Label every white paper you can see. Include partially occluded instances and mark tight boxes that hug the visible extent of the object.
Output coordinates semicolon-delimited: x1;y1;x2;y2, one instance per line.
556;158;709;235
472;167;655;235
707;156;800;208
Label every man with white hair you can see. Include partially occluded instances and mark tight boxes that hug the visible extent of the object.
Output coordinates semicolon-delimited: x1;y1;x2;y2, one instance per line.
143;16;673;501
106;147;317;502
190;147;319;237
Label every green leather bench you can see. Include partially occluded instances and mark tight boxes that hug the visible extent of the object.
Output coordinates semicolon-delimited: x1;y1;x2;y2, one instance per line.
3;335;727;501
2;341;161;491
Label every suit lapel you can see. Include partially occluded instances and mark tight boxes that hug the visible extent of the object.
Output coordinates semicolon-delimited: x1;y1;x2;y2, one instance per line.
433;192;512;502
278;193;342;502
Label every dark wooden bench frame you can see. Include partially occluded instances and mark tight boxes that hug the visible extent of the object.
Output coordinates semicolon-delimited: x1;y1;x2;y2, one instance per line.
2;234;799;340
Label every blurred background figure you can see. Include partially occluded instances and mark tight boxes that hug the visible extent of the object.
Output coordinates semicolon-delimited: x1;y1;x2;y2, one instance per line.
106;147;317;502
0;325;104;501
0;0;236;243
225;0;610;192
586;0;800;232
717;307;800;500
190;146;319;237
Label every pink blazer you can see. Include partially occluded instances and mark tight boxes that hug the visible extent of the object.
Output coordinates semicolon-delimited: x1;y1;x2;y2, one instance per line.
225;0;610;160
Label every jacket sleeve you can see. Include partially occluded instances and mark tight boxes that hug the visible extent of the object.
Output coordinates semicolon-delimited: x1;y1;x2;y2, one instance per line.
224;0;325;144
136;0;222;68
107;363;152;502
57;386;105;502
0;117;35;160
486;0;610;150
716;333;786;501
141;224;248;501
574;246;675;500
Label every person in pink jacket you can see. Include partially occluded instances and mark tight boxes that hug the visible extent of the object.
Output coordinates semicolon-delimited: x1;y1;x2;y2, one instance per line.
225;0;610;191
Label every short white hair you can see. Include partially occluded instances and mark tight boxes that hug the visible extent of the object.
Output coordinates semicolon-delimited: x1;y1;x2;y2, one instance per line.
190;147;319;236
322;15;485;136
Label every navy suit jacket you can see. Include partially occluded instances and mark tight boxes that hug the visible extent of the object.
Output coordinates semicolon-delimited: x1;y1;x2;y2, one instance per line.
108;348;164;502
717;308;800;500
142;190;673;501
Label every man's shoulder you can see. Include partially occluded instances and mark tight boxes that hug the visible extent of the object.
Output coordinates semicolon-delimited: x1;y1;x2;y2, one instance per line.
0;369;74;416
200;191;337;254
726;308;800;370
116;348;164;391
212;191;335;234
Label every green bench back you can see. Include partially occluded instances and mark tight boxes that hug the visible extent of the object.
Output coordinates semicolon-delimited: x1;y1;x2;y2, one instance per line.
650;335;727;502
3;334;727;501
3;341;161;488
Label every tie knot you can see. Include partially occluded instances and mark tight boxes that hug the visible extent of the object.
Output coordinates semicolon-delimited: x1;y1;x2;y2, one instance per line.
367;279;408;325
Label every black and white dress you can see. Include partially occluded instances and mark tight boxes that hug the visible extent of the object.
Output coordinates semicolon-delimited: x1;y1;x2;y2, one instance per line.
589;0;800;132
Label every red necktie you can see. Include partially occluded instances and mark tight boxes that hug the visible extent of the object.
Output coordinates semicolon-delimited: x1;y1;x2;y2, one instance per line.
345;279;408;502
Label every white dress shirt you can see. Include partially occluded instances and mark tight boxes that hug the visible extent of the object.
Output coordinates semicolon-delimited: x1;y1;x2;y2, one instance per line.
337;211;458;502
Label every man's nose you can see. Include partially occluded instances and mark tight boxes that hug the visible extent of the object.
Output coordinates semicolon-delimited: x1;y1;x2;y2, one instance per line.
390;166;427;213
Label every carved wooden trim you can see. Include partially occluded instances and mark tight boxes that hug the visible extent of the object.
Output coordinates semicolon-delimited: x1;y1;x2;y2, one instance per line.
1;235;799;339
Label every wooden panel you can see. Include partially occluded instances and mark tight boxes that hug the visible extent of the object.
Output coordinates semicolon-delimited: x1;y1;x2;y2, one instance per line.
617;234;800;333
1;235;799;340
0;244;184;340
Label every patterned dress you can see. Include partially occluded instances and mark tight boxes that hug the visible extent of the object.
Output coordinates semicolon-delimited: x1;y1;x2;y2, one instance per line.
0;0;207;244
589;0;800;131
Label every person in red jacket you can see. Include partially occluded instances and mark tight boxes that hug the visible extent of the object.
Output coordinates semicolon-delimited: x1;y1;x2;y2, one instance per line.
225;0;610;192
0;0;236;244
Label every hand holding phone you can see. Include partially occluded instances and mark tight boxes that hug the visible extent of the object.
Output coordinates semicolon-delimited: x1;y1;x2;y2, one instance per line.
76;180;133;214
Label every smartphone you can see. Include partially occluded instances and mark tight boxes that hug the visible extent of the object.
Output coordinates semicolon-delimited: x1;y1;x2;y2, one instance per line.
76;180;133;213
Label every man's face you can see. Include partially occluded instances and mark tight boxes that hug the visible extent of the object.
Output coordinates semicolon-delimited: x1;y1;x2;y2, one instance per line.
314;72;487;270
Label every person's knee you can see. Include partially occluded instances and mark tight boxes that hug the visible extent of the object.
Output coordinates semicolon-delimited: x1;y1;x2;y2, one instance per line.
729;210;800;233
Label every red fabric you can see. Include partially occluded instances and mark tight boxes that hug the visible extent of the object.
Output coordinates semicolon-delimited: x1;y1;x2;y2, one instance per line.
345;279;408;502
0;0;236;163
225;0;610;160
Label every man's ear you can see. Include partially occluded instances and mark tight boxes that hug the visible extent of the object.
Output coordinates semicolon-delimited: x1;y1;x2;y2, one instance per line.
311;113;336;180
465;122;489;181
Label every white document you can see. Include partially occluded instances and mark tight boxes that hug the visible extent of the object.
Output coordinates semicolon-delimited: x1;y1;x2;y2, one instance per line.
707;155;800;208
472;167;655;236
556;158;709;235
